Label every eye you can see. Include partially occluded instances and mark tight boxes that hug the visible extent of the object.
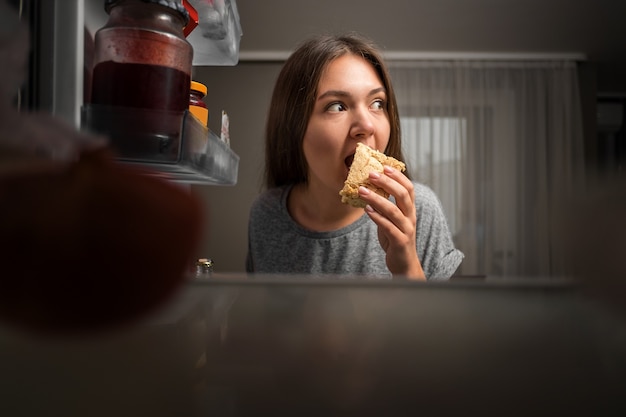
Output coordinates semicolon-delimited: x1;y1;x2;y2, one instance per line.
326;102;346;112
371;99;386;110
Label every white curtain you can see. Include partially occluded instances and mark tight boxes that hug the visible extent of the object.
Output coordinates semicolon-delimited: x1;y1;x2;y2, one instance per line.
389;61;585;278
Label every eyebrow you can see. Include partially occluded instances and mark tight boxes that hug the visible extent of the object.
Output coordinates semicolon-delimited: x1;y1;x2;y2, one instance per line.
317;87;386;101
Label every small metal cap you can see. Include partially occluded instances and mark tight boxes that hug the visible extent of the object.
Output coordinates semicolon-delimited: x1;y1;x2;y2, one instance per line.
196;258;214;277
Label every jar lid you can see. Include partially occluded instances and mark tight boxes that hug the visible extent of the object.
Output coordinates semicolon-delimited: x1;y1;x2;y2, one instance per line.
190;81;207;96
105;0;190;26
195;258;214;276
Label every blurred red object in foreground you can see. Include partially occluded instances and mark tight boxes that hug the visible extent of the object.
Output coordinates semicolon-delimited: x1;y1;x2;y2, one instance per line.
0;148;205;335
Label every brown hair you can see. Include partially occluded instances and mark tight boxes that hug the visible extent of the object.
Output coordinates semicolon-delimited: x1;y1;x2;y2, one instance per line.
263;32;405;189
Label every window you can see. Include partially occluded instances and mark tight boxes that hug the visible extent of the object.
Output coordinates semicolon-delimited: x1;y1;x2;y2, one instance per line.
401;116;466;236
391;61;584;277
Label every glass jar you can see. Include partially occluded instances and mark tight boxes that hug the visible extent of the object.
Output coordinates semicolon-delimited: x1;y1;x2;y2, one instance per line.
189;80;208;126
90;0;193;112
195;258;214;278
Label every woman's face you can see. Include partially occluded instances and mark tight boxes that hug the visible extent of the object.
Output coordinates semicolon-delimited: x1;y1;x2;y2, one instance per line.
302;54;390;194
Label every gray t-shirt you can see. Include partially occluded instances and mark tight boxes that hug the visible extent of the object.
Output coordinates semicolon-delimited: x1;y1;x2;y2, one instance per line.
246;182;464;280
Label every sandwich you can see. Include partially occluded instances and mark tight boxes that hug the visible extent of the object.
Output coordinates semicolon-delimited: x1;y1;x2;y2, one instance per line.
339;142;406;208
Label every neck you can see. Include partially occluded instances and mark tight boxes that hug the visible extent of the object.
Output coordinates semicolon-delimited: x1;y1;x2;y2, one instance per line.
288;182;363;232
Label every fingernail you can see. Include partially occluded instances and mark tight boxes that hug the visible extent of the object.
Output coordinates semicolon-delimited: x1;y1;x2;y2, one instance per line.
359;186;370;195
369;171;381;179
383;165;394;174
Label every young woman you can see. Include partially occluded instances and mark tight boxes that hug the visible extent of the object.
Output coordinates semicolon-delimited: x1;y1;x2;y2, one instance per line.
246;33;463;280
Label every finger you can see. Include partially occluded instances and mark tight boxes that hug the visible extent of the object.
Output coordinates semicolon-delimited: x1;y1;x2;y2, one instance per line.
364;202;402;241
360;186;413;235
367;167;415;217
383;165;413;188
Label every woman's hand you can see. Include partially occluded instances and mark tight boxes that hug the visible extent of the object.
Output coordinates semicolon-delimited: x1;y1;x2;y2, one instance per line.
358;166;426;280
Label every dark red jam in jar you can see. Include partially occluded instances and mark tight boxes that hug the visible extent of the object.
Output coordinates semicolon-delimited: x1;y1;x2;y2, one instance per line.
88;0;193;161
91;0;192;111
91;61;190;111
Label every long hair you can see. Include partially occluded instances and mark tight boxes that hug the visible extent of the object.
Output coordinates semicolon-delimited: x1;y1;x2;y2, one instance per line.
264;32;405;189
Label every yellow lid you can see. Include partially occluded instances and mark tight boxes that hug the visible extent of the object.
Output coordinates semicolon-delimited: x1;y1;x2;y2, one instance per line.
190;81;207;96
189;105;209;126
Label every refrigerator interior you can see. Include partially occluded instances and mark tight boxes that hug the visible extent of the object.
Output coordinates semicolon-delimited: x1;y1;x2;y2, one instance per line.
7;2;626;416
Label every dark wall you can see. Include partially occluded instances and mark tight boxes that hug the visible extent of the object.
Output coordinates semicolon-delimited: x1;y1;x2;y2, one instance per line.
597;62;626;94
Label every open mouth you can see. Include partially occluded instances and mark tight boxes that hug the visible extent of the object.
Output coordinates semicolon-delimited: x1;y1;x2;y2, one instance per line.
344;153;355;169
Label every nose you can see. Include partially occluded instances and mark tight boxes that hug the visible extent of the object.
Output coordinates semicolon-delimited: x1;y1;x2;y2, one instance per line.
349;106;375;139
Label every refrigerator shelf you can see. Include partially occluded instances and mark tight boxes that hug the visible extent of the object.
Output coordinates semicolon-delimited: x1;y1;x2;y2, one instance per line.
186;0;242;66
81;104;239;185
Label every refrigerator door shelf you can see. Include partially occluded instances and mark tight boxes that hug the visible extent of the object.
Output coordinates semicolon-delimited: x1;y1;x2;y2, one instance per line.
81;104;239;185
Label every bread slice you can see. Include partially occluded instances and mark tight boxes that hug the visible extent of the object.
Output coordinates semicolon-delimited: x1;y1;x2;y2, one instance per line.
339;142;406;208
